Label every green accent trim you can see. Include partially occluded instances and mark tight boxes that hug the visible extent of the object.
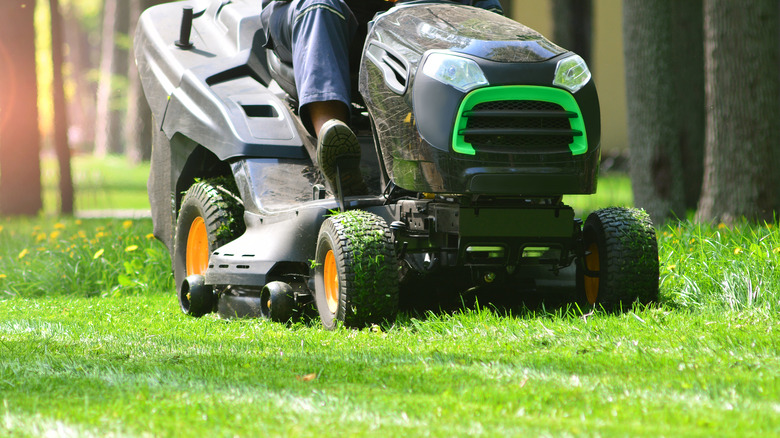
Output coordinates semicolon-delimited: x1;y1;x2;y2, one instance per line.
452;85;588;156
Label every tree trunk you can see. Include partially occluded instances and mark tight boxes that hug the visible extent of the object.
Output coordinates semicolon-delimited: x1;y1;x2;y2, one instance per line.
51;0;75;215
551;0;593;66
0;1;42;216
126;0;159;164
94;0;118;157
623;0;686;223
671;1;705;210
63;7;98;151
696;0;780;223
107;0;130;155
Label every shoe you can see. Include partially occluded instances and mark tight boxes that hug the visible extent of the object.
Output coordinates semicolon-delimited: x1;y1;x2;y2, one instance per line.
316;119;367;197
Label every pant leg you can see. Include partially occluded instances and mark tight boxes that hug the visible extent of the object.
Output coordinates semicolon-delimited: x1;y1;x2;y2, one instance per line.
290;0;357;110
263;0;356;111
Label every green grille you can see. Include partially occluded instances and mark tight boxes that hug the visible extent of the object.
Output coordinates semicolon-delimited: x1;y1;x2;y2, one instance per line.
453;86;588;156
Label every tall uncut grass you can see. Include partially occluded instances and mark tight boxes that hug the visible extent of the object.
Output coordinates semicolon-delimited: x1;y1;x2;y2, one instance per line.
660;221;780;312
0;218;172;298
3;215;780;313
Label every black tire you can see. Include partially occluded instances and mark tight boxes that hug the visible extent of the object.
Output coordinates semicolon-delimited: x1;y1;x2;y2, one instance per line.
173;180;244;316
313;210;399;329
580;207;659;311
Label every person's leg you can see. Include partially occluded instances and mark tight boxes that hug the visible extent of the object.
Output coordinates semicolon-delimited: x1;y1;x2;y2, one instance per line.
268;0;365;195
308;100;350;138
288;0;356;135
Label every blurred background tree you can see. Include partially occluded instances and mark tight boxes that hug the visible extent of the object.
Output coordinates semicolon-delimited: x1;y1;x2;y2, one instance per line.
0;1;43;216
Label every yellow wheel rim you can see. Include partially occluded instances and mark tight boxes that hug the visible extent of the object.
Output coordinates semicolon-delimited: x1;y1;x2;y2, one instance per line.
186;216;209;276
584;242;600;304
324;249;339;314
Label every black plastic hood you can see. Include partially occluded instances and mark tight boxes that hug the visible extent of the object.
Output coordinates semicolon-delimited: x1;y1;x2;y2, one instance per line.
371;3;566;64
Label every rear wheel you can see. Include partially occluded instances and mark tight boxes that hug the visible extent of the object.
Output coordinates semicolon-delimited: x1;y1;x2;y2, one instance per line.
313;210;398;329
173;180;244;316
580;207;658;310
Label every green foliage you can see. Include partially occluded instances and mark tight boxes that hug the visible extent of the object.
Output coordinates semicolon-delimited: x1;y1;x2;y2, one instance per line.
0;217;172;298
659;220;780;311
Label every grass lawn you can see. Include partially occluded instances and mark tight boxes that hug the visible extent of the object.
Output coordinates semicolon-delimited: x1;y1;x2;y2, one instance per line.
42;155;151;214
1;297;777;437
1;159;778;436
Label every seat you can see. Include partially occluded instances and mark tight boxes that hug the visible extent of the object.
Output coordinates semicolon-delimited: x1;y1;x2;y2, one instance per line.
266;49;298;102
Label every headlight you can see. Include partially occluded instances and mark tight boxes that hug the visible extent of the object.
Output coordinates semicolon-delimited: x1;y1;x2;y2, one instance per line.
553;54;591;93
421;52;489;92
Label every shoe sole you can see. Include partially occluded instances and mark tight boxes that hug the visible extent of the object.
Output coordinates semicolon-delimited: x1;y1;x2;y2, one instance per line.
317;121;367;196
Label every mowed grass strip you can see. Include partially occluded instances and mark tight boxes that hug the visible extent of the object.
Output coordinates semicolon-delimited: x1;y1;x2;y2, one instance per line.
1;296;778;437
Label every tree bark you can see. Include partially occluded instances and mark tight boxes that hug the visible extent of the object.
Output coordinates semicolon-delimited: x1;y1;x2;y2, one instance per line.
63;7;98;151
107;0;130;155
671;1;705;210
94;0;118;157
51;0;75;215
623;0;686;223
0;1;42;216
126;0;159;164
551;0;593;66
696;0;780;223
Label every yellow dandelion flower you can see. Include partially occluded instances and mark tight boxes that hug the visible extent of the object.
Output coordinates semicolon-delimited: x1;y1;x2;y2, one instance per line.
718;223;727;230
78;230;87;239
0;274;7;279
125;245;139;252
75;219;82;225
96;231;106;239
18;248;29;259
773;247;780;254
49;230;61;240
54;223;66;230
0;225;4;233
667;264;676;271
689;238;696;244
145;233;155;240
35;233;46;242
734;247;743;255
93;249;105;259
122;220;133;230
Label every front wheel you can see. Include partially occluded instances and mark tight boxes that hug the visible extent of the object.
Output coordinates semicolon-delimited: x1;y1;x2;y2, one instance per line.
313;210;399;329
579;207;659;310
